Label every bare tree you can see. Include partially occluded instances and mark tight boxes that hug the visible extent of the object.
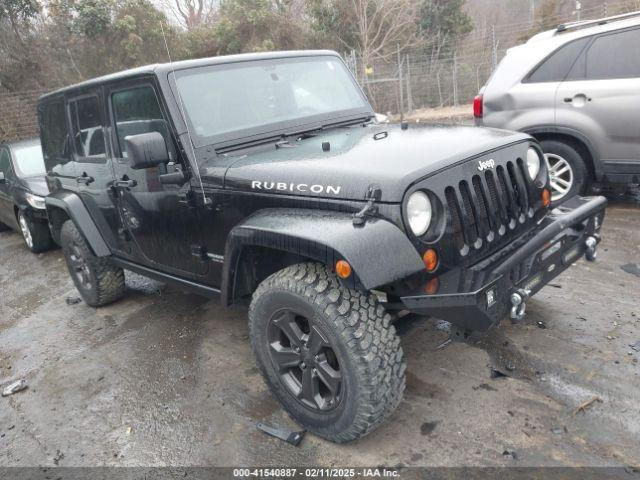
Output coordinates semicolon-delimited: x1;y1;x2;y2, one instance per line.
160;0;218;28
346;0;420;70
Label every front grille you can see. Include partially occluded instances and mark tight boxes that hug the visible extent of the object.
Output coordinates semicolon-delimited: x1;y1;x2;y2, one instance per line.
446;159;535;259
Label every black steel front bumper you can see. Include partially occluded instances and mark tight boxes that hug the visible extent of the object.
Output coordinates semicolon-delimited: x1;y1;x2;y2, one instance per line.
398;196;607;332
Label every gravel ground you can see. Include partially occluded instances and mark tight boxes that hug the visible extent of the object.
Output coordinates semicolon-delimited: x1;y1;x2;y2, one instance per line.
0;191;639;468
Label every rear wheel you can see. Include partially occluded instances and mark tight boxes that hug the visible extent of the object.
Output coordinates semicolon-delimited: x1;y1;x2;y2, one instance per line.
540;139;589;204
60;220;125;307
18;210;53;253
249;263;405;443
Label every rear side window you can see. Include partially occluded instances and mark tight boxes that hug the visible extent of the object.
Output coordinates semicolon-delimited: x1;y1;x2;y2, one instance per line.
111;85;172;158
526;37;590;83
40;99;70;171
584;28;640;80
68;95;106;160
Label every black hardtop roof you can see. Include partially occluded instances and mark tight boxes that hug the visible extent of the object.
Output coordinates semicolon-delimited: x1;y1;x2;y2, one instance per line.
38;50;340;102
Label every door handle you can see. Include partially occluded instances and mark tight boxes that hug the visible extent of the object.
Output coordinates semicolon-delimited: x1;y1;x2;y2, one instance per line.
563;97;573;103
114;179;137;188
76;175;94;185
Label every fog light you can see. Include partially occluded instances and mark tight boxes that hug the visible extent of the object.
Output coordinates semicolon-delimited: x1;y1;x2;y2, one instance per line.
335;260;352;279
422;249;438;272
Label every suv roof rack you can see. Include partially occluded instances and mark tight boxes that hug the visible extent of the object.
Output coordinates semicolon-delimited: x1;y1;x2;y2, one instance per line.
557;10;640;33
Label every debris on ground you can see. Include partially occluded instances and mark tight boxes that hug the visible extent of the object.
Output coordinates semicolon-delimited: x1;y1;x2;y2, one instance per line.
435;338;452;351
502;449;518;460
537;321;547;329
53;450;64;465
630;341;640;352
490;368;508;379
65;296;82;305
256;422;305;446
571;396;603;416
547;283;562;289
473;383;497;392
2;379;28;397
551;426;567;434
577;315;588;321
420;421;439;435
621;263;640;278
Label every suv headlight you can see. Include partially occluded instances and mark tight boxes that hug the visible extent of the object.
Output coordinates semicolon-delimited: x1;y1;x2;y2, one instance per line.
25;193;46;210
407;191;432;236
526;148;542;180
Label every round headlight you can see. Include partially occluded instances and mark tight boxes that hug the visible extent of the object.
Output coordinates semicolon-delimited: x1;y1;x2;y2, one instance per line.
526;147;542;180
407;191;432;237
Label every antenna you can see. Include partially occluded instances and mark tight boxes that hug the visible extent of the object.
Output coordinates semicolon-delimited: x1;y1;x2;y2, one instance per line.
160;21;209;205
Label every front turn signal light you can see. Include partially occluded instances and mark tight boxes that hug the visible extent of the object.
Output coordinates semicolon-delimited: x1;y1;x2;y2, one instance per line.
423;249;438;272
335;260;352;279
542;188;551;208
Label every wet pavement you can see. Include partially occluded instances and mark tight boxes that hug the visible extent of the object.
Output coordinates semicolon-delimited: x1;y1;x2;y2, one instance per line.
0;192;639;467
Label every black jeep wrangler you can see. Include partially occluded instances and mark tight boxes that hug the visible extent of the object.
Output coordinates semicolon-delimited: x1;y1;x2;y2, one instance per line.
38;51;606;443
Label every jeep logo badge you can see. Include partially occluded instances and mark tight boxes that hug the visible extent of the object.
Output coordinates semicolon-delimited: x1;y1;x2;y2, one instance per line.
478;159;496;171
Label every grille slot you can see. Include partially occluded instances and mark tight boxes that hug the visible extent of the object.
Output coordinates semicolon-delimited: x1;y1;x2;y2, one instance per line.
443;159;535;258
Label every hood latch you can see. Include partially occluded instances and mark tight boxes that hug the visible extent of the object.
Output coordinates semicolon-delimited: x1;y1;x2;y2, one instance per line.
353;186;382;226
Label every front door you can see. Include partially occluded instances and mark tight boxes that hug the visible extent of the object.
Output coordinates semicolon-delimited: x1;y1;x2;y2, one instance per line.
556;27;640;169
106;80;208;278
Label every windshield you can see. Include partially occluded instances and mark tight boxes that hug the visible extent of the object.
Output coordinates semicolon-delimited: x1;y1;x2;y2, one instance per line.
174;55;371;147
13;144;45;177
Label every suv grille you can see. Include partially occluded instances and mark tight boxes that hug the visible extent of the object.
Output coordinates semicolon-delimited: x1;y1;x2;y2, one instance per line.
446;160;534;257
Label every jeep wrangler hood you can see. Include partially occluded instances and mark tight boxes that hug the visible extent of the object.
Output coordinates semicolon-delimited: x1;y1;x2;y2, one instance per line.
213;124;530;203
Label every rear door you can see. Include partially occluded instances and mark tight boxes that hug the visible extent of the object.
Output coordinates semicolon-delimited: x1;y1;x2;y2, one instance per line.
66;90;123;253
556;27;640;171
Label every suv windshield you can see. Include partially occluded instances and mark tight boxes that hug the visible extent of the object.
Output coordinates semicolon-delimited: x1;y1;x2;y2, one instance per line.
13;144;46;177
174;55;371;147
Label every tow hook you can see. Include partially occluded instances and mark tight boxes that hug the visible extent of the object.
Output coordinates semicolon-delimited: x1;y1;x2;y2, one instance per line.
510;289;530;322
585;236;597;262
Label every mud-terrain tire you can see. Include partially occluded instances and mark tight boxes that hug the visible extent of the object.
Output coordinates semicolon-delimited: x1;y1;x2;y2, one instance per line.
60;220;125;307
249;262;406;443
18;210;53;253
540;139;589;205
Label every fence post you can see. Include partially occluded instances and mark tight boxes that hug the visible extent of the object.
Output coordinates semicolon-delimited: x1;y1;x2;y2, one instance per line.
491;24;498;70
397;45;404;121
406;54;413;113
452;51;459;107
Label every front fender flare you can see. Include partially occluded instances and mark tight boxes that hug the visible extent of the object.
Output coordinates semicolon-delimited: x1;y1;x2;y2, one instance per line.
45;191;111;257
221;209;424;305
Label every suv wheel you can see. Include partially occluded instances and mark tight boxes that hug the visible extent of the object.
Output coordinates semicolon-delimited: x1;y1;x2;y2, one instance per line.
60;220;125;307
249;263;405;443
18;211;53;253
540;139;588;204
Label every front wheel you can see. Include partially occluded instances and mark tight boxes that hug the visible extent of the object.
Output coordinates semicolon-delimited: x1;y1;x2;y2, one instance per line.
249;263;406;443
18;210;53;253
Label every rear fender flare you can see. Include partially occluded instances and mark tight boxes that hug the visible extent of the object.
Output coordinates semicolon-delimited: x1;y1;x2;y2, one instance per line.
221;208;424;306
45;191;111;257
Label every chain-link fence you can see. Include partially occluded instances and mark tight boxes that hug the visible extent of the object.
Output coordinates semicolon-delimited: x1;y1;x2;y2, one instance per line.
345;0;638;116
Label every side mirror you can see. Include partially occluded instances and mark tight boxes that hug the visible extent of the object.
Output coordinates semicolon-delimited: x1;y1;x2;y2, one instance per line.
124;132;170;170
0;172;5;183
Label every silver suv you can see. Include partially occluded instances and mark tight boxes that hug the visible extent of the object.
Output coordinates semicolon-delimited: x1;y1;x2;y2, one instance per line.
475;11;640;202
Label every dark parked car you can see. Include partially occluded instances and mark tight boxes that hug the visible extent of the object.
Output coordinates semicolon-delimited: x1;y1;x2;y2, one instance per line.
39;51;606;442
0;138;53;252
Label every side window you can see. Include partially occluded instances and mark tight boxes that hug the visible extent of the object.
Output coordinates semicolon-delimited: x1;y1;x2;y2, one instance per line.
526;37;590;83
111;85;173;159
68;95;106;160
0;147;11;176
40;99;71;171
584;28;640;80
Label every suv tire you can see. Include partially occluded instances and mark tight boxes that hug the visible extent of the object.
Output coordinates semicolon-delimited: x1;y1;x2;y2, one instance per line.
249;263;405;443
18;211;53;253
540;139;589;204
60;220;125;307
